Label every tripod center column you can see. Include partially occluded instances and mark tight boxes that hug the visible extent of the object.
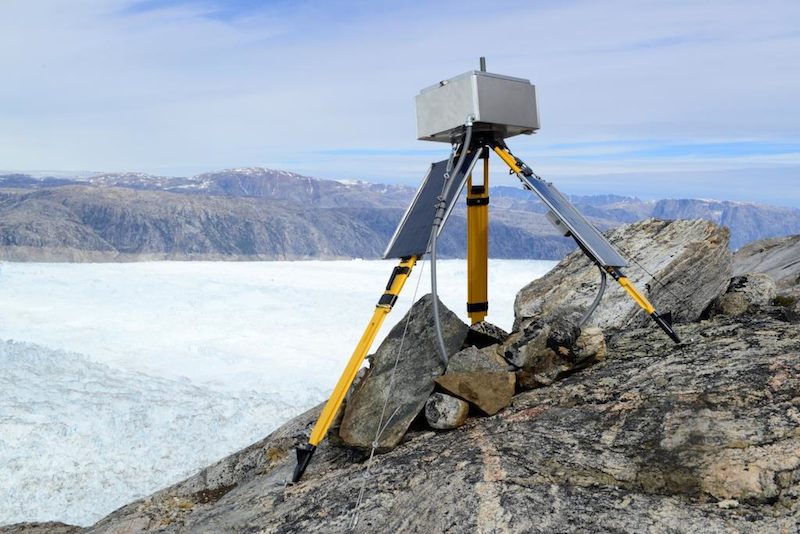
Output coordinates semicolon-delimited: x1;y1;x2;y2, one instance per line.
466;146;490;324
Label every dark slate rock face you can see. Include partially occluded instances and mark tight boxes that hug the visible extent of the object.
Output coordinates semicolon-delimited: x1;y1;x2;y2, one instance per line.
338;294;468;450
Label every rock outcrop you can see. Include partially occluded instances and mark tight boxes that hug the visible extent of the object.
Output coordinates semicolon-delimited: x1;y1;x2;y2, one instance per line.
52;310;800;533
514;218;732;330
734;234;800;288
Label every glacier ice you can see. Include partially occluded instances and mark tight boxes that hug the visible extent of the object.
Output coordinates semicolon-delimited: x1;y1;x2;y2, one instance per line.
0;259;555;526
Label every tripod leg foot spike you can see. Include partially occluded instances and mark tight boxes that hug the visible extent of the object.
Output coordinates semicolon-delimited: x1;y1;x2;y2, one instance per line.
650;311;681;344
292;444;316;483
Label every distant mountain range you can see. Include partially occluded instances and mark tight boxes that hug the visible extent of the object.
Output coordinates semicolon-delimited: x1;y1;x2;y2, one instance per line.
0;168;797;261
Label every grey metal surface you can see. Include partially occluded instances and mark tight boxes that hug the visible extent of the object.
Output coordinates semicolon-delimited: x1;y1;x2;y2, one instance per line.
520;174;628;268
415;70;539;142
384;151;481;259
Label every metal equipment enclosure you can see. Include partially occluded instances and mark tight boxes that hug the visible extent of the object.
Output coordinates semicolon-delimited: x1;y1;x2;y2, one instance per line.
415;70;540;142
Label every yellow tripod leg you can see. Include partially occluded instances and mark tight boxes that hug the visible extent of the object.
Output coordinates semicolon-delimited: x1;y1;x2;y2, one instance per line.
466;148;489;324
292;256;417;482
493;143;680;343
492;145;523;174
614;273;655;314
607;267;681;343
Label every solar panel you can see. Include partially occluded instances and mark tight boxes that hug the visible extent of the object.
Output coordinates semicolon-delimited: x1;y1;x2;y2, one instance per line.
384;151;481;259
520;175;628;268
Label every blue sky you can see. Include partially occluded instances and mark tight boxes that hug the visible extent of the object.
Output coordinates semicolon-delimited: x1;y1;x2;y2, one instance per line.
1;0;798;206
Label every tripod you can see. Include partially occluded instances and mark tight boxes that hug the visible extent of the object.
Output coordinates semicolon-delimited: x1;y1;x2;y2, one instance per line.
290;133;680;483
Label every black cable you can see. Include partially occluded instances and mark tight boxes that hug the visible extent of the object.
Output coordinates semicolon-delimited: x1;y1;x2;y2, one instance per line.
430;119;474;366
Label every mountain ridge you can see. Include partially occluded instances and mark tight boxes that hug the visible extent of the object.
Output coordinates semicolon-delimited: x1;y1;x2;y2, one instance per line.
0;168;797;261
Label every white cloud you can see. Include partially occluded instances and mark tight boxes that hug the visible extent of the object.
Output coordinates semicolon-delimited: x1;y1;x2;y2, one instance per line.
0;0;797;203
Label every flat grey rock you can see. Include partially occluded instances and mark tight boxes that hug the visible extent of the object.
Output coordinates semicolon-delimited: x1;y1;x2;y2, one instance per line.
338;294;468;450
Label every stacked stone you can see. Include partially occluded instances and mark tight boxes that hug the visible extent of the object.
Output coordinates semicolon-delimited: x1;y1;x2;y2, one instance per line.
338;219;736;451
337;297;609;446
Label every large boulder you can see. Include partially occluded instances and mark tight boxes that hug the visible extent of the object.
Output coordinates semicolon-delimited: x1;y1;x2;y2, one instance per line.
514;219;732;331
339;294;468;450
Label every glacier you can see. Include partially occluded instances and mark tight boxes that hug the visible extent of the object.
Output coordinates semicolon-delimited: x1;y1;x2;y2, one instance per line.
0;259;555;526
